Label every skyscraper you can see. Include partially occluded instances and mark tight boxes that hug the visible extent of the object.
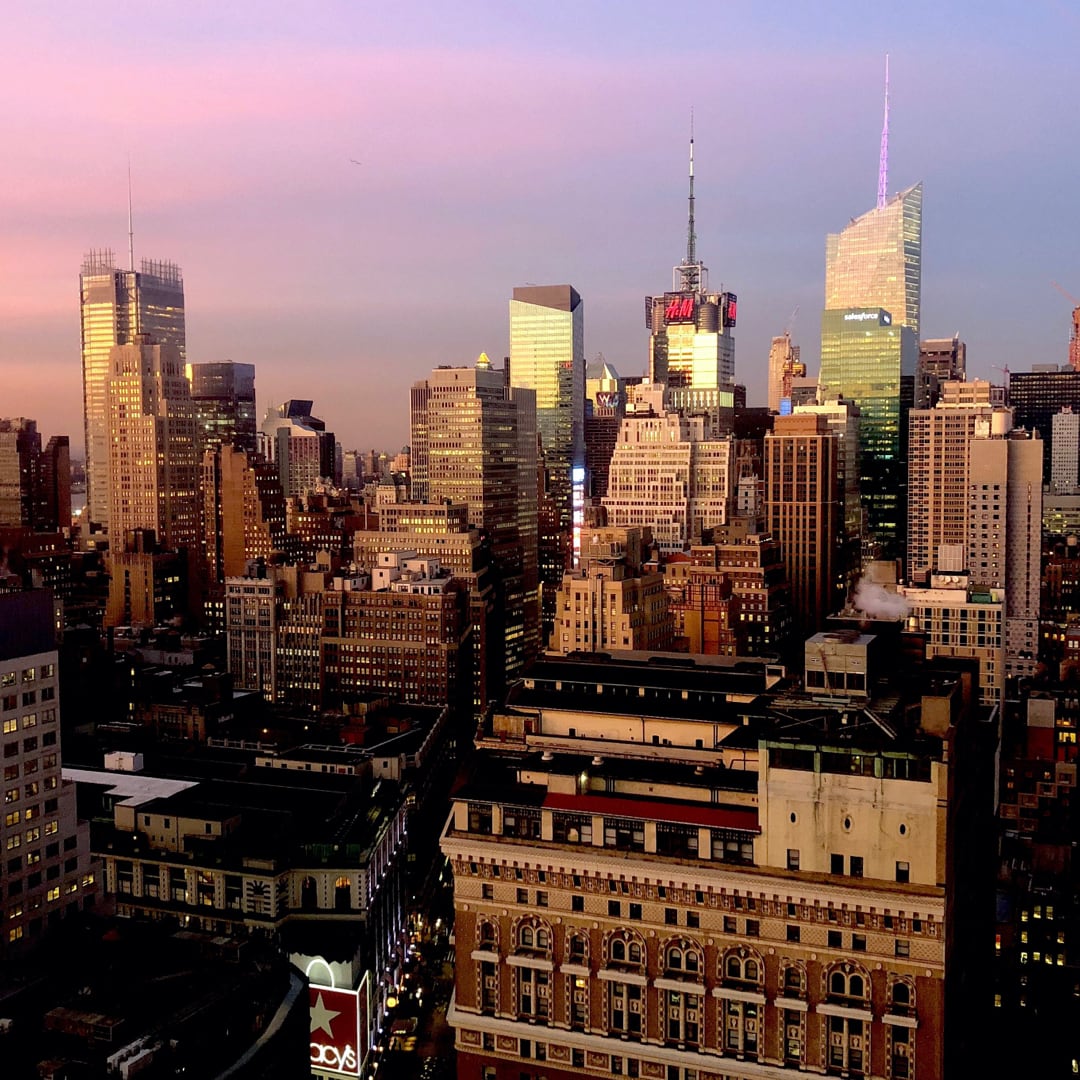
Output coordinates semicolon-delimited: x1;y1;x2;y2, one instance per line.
584;359;625;502
819;308;917;561
1009;367;1080;485
259;401;335;498
189;361;257;454
767;331;805;414
1051;407;1080;494
80;251;185;531
0;591;96;959
646;132;738;434
906;381;1004;584
410;357;539;687
509;285;584;613
819;64;922;565
106;337;199;550
765;413;843;633
917;336;967;409
202;443;288;582
601;396;733;553
824;184;923;336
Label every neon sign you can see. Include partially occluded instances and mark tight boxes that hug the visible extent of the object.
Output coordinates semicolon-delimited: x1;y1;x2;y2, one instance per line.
722;293;738;327
665;296;695;321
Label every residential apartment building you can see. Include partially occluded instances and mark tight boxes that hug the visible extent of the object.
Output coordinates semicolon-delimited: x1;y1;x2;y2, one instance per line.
1;591;96;958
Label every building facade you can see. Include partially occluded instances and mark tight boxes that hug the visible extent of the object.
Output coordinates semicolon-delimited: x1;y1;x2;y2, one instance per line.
767;331;805;414
0;591;96;958
105;338;199;553
602;406;732;553
189;360;257;454
442;651;984;1080
548;527;673;654
509;284;585;613
202;444;288;583
819;309;916;563
80;251;185;530
765;414;843;634
410;359;539;687
1051;407;1079;494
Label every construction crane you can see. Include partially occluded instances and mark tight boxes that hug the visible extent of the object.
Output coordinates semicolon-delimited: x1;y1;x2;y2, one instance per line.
1051;282;1080;371
784;305;800;337
993;364;1011;401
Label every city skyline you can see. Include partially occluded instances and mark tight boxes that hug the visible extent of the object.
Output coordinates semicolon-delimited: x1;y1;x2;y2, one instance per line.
1;3;1078;453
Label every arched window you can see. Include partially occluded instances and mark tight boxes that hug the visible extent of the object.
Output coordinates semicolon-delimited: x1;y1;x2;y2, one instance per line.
300;876;317;910
666;939;703;976
479;920;496;947
723;947;763;988
334;875;351;911
607;931;645;968
782;964;805;996
891;979;914;1014
568;932;587;962
520;925;534;949
536;928;550;950
827;964;869;1004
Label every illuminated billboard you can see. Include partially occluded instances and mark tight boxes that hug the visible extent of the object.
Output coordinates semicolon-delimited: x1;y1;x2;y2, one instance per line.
721;292;737;328
309;977;370;1077
663;293;696;323
594;391;621;410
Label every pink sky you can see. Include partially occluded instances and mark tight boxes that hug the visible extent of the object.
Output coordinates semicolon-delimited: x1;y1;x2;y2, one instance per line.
1;3;1077;452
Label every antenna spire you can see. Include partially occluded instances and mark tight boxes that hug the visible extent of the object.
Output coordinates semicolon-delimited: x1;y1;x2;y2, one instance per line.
674;109;706;293
127;157;135;272
687;107;696;269
877;54;890;210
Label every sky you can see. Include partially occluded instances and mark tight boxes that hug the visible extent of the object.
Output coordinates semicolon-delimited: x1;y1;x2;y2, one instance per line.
1;1;1078;454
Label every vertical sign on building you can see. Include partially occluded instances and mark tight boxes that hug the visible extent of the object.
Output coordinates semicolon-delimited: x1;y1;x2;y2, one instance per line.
309;984;365;1077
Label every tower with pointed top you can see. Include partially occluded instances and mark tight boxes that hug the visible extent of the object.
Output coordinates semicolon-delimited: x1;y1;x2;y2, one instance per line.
646;129;738;435
819;59;922;566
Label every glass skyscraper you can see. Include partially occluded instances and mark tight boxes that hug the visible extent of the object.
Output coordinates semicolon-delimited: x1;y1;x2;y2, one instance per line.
820;308;916;561
820;184;922;562
80;251;186;530
508;285;584;627
189;361;257;454
825;183;922;335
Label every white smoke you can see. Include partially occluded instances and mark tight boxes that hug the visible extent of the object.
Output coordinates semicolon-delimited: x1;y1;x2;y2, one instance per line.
852;576;910;621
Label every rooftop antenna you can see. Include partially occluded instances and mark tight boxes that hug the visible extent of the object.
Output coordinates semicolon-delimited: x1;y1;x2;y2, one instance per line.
687;107;696;270
127;157;135;272
675;108;706;292
876;54;890;210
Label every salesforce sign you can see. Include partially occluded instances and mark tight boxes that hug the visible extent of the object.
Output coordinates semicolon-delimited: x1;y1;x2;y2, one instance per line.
843;309;892;327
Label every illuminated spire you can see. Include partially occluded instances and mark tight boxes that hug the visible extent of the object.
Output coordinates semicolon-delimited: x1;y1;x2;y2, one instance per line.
877;54;890;210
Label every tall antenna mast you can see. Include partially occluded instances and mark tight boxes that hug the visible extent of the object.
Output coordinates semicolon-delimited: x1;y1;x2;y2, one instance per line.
127;157;135;272
674;109;706;292
876;54;890;210
687;107;696;269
